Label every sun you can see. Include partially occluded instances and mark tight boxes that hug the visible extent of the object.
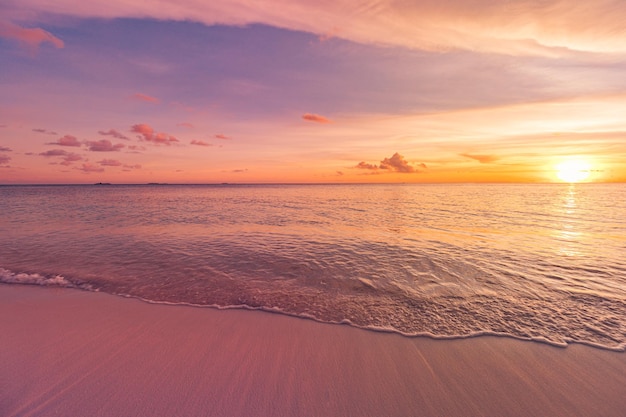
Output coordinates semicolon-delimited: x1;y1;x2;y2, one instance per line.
556;159;591;183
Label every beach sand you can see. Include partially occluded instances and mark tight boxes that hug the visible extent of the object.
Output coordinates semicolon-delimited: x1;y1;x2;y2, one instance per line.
1;284;624;417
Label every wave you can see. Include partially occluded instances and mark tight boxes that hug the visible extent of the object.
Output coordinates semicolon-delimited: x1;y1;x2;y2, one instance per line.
0;268;93;290
1;266;624;353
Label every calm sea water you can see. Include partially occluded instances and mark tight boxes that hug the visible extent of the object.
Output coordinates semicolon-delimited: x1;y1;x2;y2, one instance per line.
1;184;625;350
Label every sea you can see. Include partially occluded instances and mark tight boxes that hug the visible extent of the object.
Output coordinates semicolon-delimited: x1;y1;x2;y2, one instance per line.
1;183;624;351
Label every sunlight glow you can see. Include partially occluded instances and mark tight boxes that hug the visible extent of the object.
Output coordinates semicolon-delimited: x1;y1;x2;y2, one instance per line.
556;159;591;183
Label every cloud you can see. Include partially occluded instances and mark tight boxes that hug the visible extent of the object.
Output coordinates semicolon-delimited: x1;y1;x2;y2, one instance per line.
355;161;379;170
302;113;331;123
0;146;12;152
77;163;105;173
127;145;147;152
33;128;58;135
214;134;231;140
0;20;64;51
60;153;83;166
48;135;82;147
86;139;125;152
39;149;82;165
190;139;212;146
355;153;425;174
177;122;194;128
131;124;179;145
131;93;160;103
460;153;500;164
10;1;626;55
380;153;419;173
40;149;69;157
98;159;122;166
98;129;130;140
123;164;142;170
0;154;10;165
232;169;248;173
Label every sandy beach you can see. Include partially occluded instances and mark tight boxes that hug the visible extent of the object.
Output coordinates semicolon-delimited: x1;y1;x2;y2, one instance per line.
1;284;624;417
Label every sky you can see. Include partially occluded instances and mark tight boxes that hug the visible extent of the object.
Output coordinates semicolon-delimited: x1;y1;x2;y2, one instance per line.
1;0;626;184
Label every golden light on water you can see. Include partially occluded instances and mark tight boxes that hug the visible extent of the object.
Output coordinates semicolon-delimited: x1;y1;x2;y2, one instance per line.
556;159;591;183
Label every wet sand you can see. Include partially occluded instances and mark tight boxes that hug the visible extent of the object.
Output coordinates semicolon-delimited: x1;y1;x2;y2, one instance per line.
1;284;624;417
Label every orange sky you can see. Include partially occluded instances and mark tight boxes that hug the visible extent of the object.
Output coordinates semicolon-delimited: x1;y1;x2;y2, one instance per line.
1;1;626;183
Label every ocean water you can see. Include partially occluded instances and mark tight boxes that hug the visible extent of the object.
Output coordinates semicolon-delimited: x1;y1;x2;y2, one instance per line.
1;183;625;350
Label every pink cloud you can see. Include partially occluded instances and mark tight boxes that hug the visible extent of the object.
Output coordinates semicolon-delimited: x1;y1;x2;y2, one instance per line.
190;140;212;147
77;163;105;173
98;159;122;166
355;153;425;174
48;135;82;147
355;161;378;170
131;93;160;103
460;153;500;164
33;128;58;135
302;113;331;123
127;145;147;152
86;139;125;152
0;154;11;165
380;153;418;173
39;149;82;165
123;164;142;170
0;146;12;152
0;21;64;51
60;153;83;166
214;133;231;140
131;124;179;145
8;1;626;55
40;149;69;157
98;129;129;140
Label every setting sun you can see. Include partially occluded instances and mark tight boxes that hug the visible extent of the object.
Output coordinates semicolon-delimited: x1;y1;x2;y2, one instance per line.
556;159;591;183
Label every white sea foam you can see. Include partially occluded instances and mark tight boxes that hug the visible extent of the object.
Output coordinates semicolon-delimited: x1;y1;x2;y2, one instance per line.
0;268;74;287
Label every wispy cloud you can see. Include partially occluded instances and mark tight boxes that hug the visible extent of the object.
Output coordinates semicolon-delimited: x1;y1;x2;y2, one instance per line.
0;154;10;165
11;1;626;55
98;159;122;166
127;145;147;152
0;20;64;51
190;139;212;146
39;149;82;165
98;129;129;140
86;139;125;152
0;146;12;152
460;153;500;164
302;113;331;123
177;122;194;128
32;128;58;135
60;153;83;166
77;163;104;173
131;93;159;103
40;149;69;157
131;124;179;145
214;134;231;140
48;135;82;147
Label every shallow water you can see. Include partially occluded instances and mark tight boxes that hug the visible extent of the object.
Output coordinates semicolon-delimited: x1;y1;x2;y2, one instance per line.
1;183;625;350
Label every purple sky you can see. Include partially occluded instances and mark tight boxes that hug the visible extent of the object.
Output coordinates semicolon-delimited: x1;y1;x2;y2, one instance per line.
2;1;626;183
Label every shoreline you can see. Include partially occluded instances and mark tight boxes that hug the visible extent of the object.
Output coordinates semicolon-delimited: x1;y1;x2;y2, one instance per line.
1;284;625;417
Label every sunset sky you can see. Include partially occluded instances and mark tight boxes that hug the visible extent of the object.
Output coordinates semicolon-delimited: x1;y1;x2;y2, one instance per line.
2;1;626;183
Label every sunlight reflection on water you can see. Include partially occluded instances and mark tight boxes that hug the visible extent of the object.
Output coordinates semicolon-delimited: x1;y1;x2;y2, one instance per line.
1;183;625;349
